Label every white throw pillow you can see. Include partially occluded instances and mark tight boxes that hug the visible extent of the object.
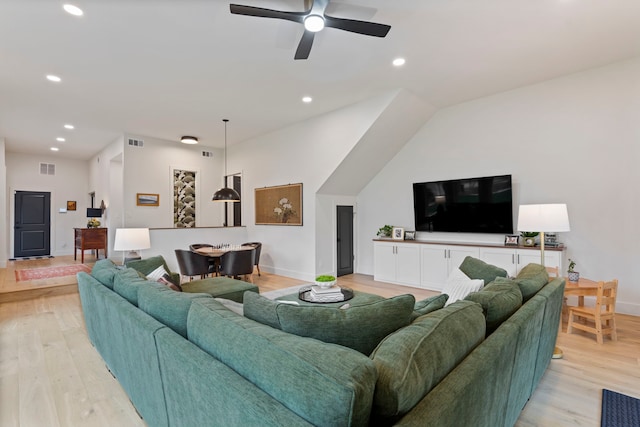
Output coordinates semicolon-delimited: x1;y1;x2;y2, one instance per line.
146;265;169;281
441;268;484;306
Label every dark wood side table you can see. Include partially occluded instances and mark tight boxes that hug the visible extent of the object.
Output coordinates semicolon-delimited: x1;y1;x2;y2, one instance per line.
74;227;108;263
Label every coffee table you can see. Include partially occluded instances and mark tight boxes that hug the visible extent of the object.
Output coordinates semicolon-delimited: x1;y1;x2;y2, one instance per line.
275;285;383;307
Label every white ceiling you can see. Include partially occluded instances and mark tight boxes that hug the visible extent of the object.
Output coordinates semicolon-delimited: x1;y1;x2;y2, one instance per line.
1;0;639;160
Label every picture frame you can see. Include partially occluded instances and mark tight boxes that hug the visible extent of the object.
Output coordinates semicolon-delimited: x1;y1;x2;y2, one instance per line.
255;183;303;226
504;235;519;246
404;230;416;240
136;193;160;206
67;201;76;211
392;227;405;240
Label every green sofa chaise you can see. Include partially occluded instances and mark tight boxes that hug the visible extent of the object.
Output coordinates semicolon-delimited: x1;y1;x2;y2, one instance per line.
77;257;565;426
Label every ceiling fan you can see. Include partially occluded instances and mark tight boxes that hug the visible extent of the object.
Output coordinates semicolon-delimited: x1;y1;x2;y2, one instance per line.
229;0;391;60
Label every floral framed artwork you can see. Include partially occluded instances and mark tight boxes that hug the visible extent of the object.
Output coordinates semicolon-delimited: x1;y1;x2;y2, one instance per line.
255;183;302;225
66;201;76;211
136;193;159;207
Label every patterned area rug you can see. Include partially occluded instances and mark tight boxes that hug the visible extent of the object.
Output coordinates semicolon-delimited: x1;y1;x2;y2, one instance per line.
602;389;640;427
15;264;91;282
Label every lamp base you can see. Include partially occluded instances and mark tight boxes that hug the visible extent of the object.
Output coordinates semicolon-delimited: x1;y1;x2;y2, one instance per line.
552;346;563;359
124;251;141;264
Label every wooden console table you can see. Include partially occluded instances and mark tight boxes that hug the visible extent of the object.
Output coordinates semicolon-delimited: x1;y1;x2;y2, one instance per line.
74;227;108;263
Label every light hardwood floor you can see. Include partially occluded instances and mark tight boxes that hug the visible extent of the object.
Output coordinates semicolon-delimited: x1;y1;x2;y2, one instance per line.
1;256;638;426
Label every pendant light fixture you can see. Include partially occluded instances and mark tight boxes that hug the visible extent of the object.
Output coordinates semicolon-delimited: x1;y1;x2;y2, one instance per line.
212;119;241;202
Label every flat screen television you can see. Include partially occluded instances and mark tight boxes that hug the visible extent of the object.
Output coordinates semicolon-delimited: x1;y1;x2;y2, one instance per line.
413;174;513;234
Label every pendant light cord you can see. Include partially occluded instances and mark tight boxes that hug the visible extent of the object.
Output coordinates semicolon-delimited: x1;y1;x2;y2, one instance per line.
223;119;229;180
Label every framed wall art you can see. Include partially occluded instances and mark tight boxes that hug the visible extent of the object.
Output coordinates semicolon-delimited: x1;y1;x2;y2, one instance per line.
255;183;302;225
392;227;405;240
67;201;77;211
136;193;159;207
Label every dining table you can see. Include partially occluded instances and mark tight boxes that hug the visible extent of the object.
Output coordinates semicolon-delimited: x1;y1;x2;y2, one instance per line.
192;245;254;275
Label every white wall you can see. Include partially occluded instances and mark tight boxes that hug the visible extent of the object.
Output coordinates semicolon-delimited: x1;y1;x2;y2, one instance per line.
230;94;396;281
122;134;224;228
358;58;640;315
0;138;6;267
6;152;90;257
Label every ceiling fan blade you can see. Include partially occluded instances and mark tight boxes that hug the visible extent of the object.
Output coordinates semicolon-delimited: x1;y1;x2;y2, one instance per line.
324;16;391;37
294;30;315;60
230;4;306;24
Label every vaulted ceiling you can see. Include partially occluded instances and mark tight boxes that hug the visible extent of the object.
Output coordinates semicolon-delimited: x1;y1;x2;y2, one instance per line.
1;0;639;159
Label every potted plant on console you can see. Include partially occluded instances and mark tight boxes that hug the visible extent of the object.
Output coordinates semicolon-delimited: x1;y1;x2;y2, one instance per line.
567;259;579;282
520;231;539;247
377;225;393;238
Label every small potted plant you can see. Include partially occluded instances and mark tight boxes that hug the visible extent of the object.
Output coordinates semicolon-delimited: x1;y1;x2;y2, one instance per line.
377;225;393;238
567;259;579;282
315;274;337;289
520;231;539;247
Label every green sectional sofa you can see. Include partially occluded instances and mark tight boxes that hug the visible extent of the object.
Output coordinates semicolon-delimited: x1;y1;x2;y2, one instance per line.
77;259;565;427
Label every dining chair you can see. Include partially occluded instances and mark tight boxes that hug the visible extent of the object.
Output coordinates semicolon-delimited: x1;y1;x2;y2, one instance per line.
567;279;618;344
189;244;218;275
242;242;262;276
219;248;255;283
174;249;212;282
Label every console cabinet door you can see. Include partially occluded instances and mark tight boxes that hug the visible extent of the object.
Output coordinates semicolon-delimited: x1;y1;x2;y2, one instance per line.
420;245;449;291
479;247;517;277
517;249;563;272
374;242;397;283
395;244;421;287
448;246;480;273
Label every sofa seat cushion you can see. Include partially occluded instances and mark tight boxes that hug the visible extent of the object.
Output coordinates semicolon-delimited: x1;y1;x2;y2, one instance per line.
465;279;523;335
370;300;486;418
91;258;120;289
138;283;212;337
244;292;416;355
412;294;449;320
188;299;377;427
181;276;258;303
514;263;549;302
459;256;508;285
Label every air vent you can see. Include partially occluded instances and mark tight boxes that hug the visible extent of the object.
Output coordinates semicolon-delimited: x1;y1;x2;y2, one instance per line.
128;138;144;147
39;163;55;175
202;151;214;158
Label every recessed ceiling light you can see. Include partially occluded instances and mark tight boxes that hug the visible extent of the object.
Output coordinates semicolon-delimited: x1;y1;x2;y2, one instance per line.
63;4;84;16
392;58;406;67
51;147;60;152
180;136;198;144
64;124;74;129
302;96;313;103
56;137;66;142
46;75;62;82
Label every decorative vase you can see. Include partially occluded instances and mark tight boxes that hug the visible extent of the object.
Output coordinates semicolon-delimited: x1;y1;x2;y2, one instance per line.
568;271;580;282
522;237;536;247
315;280;337;289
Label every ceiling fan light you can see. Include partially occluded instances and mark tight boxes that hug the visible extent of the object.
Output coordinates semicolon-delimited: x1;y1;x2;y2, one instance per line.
181;135;198;144
304;15;325;32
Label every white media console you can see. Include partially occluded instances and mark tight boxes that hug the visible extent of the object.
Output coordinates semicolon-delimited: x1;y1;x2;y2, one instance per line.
373;239;565;291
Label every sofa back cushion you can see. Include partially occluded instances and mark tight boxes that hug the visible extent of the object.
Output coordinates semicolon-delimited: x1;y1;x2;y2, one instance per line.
514;263;549;302
138;284;211;337
370;300;486;418
126;255;181;286
412;294;449;320
188;299;377;427
465;279;523;335
459;256;508;285
244;292;416;355
113;267;151;306
91;258;120;289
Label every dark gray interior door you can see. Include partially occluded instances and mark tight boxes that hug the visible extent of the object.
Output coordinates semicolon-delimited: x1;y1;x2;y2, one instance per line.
337;205;354;277
14;191;51;257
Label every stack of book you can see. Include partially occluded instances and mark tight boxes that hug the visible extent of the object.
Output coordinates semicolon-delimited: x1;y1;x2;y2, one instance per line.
309;285;344;302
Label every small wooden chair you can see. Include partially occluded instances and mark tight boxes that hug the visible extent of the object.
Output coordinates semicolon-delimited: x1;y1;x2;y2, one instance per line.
567;279;618;344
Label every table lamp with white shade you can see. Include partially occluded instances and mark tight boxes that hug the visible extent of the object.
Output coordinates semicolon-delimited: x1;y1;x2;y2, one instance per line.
517;204;570;266
114;228;151;263
517;203;570;359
